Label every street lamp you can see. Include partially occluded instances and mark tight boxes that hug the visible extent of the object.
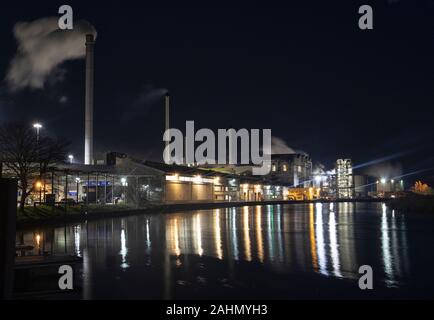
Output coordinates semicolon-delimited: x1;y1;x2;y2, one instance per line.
33;123;43;202
68;154;74;164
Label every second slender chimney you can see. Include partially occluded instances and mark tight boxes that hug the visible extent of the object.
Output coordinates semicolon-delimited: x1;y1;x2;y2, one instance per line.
84;34;95;165
164;93;170;161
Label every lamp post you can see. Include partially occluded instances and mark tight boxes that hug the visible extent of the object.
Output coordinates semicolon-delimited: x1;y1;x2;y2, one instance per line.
121;177;127;204
68;154;74;164
33;123;43;204
75;177;80;203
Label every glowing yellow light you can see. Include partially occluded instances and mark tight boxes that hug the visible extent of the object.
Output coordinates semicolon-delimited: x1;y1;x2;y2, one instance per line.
35;234;41;247
35;181;42;189
309;204;318;270
243;206;251;261
214;210;223;259
173;218;181;257
165;174;179;181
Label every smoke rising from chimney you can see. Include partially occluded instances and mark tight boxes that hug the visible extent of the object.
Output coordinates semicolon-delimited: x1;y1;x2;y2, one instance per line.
121;86;168;123
271;136;295;155
5;17;96;91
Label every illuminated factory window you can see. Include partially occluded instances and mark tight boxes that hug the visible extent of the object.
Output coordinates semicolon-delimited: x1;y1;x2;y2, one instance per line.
282;164;287;172
272;165;277;172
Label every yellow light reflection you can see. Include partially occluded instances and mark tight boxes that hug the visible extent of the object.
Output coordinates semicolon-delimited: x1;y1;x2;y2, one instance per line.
195;214;203;256
173;218;181;257
256;206;264;263
214;210;223;259
309;204;318;270
243;207;252;261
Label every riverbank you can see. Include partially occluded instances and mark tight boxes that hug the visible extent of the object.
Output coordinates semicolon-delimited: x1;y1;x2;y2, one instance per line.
389;193;434;213
16;198;387;230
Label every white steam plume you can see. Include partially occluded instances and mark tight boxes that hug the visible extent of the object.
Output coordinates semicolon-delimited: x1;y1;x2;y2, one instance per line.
271;136;295;155
6;17;96;91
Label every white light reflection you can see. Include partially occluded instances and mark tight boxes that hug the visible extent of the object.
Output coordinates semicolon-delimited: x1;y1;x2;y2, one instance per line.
120;228;129;269
315;203;329;276
74;225;81;257
329;211;342;277
195;214;203;256
267;205;275;261
232;208;239;260
145;219;151;248
256;206;264;263
276;205;283;262
391;210;401;276
381;203;394;286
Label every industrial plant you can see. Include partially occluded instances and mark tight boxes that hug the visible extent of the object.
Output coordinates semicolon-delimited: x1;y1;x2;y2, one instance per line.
0;34;405;209
3;1;434;304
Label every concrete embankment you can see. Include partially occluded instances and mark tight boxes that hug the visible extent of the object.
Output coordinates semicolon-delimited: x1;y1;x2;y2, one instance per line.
16;198;387;230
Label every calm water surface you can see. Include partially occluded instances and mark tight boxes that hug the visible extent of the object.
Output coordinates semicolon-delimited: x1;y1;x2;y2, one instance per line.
17;202;434;299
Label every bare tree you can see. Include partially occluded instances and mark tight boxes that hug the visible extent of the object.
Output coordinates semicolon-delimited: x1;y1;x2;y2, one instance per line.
0;122;69;211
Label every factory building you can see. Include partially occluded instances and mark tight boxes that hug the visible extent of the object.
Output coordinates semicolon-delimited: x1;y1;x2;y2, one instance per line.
373;178;405;198
353;175;368;198
143;161;241;203
335;159;353;199
268;152;313;187
29;154;165;207
197;152;317;200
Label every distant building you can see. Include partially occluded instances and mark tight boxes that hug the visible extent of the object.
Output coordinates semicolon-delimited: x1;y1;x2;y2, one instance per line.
335;159;353;199
374;178;404;197
353;175;368;198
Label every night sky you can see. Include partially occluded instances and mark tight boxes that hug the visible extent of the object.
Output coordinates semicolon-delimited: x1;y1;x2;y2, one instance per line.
1;0;434;184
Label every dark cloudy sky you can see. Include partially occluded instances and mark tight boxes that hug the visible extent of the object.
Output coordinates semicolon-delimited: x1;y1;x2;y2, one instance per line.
1;0;434;184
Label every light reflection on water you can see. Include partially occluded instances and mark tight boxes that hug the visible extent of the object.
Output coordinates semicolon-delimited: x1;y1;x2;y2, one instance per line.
16;202;433;299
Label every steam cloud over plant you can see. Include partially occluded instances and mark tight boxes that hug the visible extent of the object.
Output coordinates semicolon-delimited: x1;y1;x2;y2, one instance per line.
5;17;96;91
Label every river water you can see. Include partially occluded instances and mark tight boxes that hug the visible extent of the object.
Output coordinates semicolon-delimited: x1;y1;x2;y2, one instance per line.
17;202;434;299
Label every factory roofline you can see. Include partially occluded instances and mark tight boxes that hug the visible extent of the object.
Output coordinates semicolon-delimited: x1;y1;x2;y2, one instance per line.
53;159;279;184
271;151;310;160
140;160;240;178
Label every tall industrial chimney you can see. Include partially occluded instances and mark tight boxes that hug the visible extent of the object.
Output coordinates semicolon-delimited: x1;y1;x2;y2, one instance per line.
164;93;170;161
84;34;95;165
